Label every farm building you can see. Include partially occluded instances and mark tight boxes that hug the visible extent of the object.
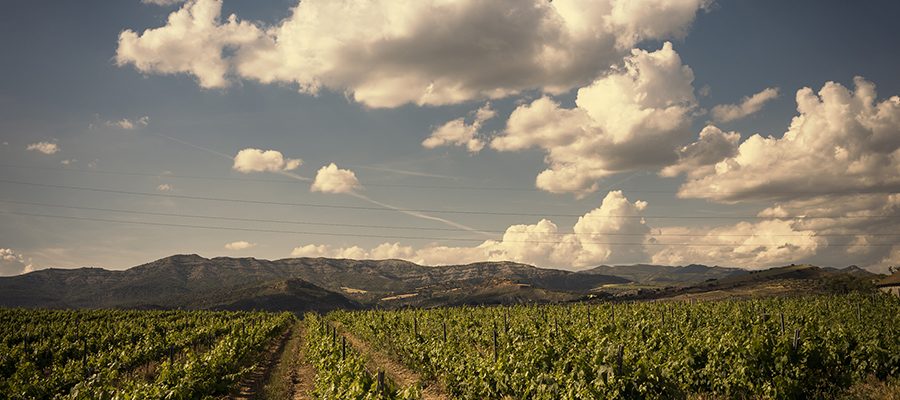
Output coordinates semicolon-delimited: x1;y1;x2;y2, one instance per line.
877;272;900;296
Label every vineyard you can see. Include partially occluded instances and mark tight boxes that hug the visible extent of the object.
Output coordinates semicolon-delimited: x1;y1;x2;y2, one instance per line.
1;294;899;399
314;294;900;399
0;309;292;399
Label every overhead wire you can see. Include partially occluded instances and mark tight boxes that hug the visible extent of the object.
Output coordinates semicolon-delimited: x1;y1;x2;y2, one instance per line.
2;210;897;247
1;178;897;220
2;199;900;238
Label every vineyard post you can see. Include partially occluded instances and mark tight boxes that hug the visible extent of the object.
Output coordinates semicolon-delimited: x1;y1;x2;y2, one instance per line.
377;370;385;394
492;322;498;361
504;308;509;334
793;328;800;350
856;302;861;321
616;344;624;376
780;313;785;336
442;321;447;342
414;315;419;339
611;304;616;324
341;336;346;360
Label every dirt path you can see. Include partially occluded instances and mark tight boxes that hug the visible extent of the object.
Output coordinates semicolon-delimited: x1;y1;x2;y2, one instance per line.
291;323;316;400
229;327;292;400
331;321;451;400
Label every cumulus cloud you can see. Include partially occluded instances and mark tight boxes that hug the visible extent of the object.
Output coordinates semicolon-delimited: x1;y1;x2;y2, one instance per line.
660;77;900;271
311;163;361;194
26;141;59;155
650;220;822;269
290;244;332;258
422;103;495;153
290;191;652;268
116;0;708;107
157;184;173;191
224;240;256;250
491;42;697;196
1;248;34;276
660;125;741;178
232;148;302;173
116;0;264;89
711;87;780;123
676;77;900;202
106;116;150;130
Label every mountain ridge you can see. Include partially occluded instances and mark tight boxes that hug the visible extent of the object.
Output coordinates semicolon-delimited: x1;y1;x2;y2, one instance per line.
0;255;881;311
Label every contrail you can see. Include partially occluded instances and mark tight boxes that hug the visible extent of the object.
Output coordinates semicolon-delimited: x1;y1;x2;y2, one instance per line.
150;131;486;234
348;191;493;237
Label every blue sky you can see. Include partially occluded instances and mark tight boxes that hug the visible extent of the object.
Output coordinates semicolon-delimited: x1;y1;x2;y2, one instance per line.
2;0;899;273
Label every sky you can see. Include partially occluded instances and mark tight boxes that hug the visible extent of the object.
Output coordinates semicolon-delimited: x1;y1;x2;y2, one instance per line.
2;0;899;274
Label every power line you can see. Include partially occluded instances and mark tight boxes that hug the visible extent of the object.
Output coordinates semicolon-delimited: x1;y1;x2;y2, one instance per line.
1;178;898;220
1;163;891;197
2;210;896;247
3;199;900;238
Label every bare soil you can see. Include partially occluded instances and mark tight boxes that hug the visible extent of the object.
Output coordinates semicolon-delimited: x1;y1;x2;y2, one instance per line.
228;327;292;400
331;321;451;400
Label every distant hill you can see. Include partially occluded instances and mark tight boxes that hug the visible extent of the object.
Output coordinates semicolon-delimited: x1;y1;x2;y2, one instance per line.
0;256;881;312
578;263;747;286
619;264;882;301
0;254;626;311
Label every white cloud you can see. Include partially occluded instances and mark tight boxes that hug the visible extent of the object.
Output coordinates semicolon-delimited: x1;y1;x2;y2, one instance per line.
660;125;740;178
157;184;173;191
224;240;256;250
116;0;708;107
711;87;780;123
232;148;302;173
310;163;361;194
289;191;652;268
491;42;697;196
116;0;264;89
422;103;495;153
0;248;35;276
676;77;900;203
660;77;900;271
290;244;332;258
106;116;150;130
650;220;822;269
26;141;59;155
60;159;76;165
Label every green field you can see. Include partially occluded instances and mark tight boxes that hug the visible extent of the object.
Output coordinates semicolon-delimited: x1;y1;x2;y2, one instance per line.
2;294;899;399
0;309;291;399
315;294;900;399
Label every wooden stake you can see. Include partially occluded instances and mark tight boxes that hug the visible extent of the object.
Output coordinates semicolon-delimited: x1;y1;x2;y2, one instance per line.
780;312;785;335
793;328;800;350
616;344;624;375
377;370;385;394
492;322;498;361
